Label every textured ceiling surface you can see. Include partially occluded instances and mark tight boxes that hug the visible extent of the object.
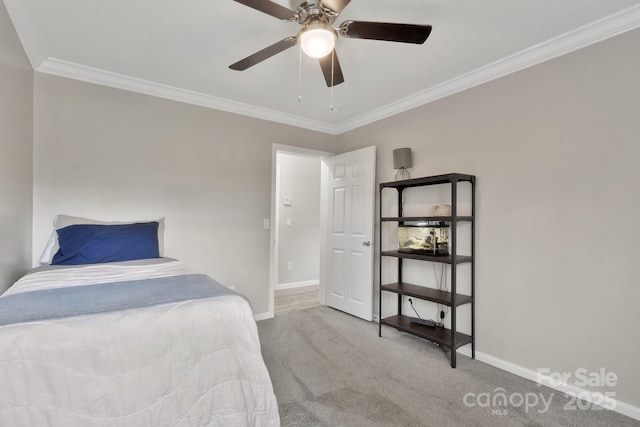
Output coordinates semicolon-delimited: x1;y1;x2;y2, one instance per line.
5;0;640;133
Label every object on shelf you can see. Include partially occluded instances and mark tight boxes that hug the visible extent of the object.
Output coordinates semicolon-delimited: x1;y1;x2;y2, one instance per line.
432;204;451;216
398;223;449;255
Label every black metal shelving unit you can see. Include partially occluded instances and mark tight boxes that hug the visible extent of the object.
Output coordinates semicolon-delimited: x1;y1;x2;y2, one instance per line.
378;173;476;368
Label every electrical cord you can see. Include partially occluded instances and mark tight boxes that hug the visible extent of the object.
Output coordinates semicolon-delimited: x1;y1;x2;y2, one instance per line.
433;262;449;326
408;297;440;326
408;298;421;319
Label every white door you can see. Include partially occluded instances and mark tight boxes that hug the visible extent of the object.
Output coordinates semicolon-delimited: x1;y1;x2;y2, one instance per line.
323;146;376;321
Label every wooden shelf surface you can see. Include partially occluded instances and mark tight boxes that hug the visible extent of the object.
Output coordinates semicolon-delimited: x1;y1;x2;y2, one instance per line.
381;216;473;222
381;282;472;306
380;315;472;349
381;250;472;264
380;173;475;189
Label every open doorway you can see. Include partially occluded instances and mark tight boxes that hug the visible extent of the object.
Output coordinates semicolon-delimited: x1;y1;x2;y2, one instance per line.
269;144;333;317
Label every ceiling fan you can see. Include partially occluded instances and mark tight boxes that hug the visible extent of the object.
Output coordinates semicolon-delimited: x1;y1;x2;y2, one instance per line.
229;0;432;87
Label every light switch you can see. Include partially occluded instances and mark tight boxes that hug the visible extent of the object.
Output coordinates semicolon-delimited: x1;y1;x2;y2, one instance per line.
263;219;270;229
283;197;291;207
286;219;291;226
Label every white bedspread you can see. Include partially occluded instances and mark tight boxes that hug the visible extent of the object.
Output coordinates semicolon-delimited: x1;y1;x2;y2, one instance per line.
0;260;280;426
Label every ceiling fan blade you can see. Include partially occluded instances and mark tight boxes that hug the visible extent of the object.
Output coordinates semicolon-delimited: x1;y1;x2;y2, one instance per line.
319;50;345;87
321;0;352;15
232;0;296;21
340;21;432;44
229;37;297;71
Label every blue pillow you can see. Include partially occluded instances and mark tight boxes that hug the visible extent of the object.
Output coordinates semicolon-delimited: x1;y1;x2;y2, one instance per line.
51;222;160;265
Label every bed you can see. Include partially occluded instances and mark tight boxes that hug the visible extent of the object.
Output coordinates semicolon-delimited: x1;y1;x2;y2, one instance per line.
0;216;280;426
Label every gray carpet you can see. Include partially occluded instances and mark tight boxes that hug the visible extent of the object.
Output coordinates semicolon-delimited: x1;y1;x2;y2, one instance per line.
257;306;638;427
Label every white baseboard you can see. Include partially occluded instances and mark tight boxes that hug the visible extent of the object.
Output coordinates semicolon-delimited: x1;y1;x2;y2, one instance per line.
275;280;319;291
456;347;640;421
254;311;273;321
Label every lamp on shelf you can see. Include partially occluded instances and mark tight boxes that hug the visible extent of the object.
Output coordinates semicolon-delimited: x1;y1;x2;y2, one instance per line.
393;147;413;180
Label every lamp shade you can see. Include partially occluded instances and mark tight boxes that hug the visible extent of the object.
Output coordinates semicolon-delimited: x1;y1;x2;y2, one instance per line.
393;148;413;169
299;25;336;58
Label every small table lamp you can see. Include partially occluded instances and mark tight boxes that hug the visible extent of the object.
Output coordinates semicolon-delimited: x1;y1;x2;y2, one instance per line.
393;148;413;180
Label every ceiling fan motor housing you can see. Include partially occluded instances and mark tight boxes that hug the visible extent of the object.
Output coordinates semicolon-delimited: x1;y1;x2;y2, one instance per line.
295;1;336;25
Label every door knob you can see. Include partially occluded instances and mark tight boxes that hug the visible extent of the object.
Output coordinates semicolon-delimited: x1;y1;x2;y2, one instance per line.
362;241;371;247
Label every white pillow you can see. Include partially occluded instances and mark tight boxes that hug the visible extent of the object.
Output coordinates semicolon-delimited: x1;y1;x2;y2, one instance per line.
39;230;58;264
39;215;165;264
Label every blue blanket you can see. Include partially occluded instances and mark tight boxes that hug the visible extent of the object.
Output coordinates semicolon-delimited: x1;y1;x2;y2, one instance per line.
0;274;244;327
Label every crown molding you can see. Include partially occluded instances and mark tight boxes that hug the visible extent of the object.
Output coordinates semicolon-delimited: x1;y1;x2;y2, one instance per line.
32;4;640;136
36;58;337;135
334;3;640;134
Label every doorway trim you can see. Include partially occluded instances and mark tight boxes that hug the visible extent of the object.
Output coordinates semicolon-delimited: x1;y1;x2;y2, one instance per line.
266;143;334;320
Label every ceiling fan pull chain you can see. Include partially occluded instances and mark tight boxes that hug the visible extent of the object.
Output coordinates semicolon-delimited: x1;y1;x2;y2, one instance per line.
329;50;335;111
298;44;303;103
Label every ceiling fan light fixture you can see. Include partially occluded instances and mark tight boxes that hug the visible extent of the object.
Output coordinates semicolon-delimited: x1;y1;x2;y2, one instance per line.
299;24;336;58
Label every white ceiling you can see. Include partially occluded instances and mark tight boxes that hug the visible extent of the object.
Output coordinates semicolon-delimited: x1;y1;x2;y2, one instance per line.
5;0;640;134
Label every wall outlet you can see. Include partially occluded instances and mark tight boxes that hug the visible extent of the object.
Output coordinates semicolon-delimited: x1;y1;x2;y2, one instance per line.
287;262;293;270
263;219;270;229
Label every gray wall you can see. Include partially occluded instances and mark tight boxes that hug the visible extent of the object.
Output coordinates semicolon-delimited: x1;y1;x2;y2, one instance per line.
336;28;640;409
276;153;321;286
0;2;33;293
32;74;335;314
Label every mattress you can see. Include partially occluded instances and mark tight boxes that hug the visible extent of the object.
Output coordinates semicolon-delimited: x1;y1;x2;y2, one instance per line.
0;258;280;426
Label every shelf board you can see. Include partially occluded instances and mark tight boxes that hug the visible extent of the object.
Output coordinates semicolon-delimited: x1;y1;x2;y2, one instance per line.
381;282;472;306
381;250;472;264
381;216;473;222
380;173;475;189
381;314;472;349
